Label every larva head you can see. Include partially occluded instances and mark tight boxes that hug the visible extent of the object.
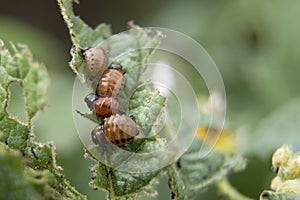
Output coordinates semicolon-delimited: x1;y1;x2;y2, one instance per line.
84;93;98;111
91;125;106;145
109;63;124;73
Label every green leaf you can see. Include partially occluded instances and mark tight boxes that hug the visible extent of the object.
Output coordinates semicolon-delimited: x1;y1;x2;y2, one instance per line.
0;39;86;199
0;142;83;200
0;116;29;150
0;42;49;120
58;0;162;85
89;159;162;198
167;165;185;200
25;141;56;170
0;143;44;200
128;83;166;135
0;40;49;150
175;139;246;199
86;136;166;197
57;0;111;48
0;142;71;200
57;0;111;81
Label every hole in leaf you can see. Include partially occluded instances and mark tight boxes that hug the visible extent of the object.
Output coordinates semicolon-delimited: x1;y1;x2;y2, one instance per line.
6;82;28;123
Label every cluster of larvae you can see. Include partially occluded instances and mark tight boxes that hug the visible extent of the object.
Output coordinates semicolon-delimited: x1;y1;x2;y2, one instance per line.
82;46;139;147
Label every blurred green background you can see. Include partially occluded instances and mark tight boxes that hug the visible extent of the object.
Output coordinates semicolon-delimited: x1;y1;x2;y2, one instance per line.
1;0;300;199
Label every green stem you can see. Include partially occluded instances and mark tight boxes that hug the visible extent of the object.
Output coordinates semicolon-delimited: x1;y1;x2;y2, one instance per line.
216;178;254;200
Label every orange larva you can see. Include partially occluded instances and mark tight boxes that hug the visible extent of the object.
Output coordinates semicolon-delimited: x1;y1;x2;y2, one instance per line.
96;63;125;97
91;114;139;146
85;93;120;117
82;46;109;78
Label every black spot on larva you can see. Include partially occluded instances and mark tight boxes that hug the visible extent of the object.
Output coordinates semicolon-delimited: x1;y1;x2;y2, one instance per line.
121;138;126;143
115;139;120;145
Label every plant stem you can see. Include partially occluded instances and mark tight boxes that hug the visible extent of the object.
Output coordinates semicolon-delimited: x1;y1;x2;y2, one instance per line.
216;178;254;200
